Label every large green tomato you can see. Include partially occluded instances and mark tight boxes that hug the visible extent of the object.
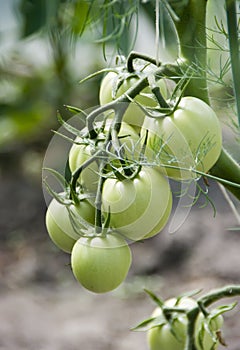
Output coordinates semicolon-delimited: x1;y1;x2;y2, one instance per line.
71;232;132;293
101;166;172;241
99;70;167;130
141;96;222;180
45;195;95;253
69;121;140;193
148;297;223;350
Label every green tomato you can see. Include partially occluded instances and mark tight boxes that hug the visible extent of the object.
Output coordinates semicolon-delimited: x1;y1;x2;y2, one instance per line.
101;166;172;241
148;297;223;350
148;297;197;350
195;312;224;350
99;70;167;130
141;96;222;180
45;195;95;253
71;232;132;293
68;121;140;193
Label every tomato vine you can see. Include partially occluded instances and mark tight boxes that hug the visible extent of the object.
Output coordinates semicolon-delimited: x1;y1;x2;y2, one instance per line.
42;1;240;348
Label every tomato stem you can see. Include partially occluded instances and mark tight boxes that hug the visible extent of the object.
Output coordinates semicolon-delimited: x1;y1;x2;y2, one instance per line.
126;51;160;73
94;161;106;234
173;0;209;103
70;150;102;192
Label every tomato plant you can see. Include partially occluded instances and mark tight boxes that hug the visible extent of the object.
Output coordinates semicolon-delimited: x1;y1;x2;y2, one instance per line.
141;96;222;180
101;166;172;241
99;68;168;130
71;232;132;293
42;3;240;349
45;195;95;253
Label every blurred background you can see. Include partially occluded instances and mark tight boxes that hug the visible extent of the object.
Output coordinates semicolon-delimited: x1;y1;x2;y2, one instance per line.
0;1;240;349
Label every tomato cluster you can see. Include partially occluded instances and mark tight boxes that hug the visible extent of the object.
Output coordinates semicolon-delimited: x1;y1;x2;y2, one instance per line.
44;60;222;295
133;293;225;350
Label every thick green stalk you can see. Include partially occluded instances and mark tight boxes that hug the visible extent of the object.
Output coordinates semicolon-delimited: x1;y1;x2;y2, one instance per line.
225;0;240;126
209;148;240;200
174;0;209;102
173;0;240;200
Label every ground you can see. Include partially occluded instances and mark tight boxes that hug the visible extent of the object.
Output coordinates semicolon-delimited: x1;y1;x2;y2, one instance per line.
0;164;240;350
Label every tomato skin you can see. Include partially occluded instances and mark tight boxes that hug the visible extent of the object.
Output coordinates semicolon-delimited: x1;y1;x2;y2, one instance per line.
99;71;167;130
68;121;140;193
101;166;172;241
148;297;223;350
141;96;222;180
45;196;95;253
71;233;132;293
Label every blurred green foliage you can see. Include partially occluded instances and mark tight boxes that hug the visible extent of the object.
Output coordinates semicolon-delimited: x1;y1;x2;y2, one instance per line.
0;0;101;150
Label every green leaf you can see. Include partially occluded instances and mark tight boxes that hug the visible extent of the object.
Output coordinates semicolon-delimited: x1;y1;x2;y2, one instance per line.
178;289;202;300
144;289;164;308
43;167;68;189
42;179;69;206
131;316;157;331
132;316;166;332
210;302;238;318
19;0;47;37
70;0;91;36
57;111;85;137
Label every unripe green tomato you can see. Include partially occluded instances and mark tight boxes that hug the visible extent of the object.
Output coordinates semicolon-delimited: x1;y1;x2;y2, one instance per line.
141;96;222;180
45;196;95;253
99;71;167;130
148;297;197;350
101;166;172;241
195;312;224;350
71;233;132;293
148;297;223;350
68;121;140;193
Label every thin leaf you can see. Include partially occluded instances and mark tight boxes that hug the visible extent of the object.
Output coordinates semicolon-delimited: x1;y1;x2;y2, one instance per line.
43;167;68;189
79;68;118;84
131;317;157;331
144;289;164;308
57;111;85;137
